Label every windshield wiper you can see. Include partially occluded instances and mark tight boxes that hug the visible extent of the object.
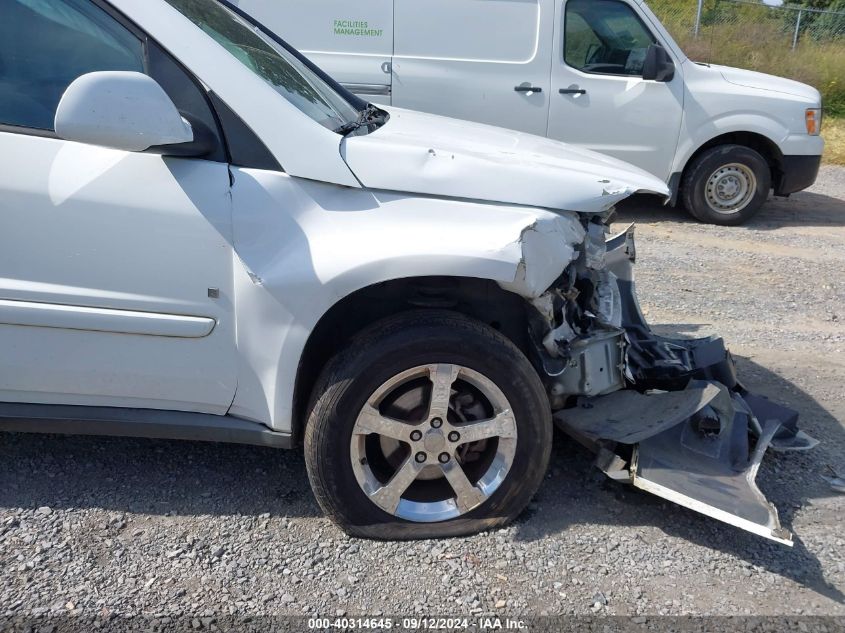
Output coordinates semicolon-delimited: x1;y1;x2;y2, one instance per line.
335;104;386;136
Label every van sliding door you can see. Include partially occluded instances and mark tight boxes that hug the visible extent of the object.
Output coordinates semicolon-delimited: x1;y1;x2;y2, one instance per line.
235;0;394;105
392;0;554;136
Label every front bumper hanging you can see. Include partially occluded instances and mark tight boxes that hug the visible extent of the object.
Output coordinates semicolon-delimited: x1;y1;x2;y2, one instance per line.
535;222;817;546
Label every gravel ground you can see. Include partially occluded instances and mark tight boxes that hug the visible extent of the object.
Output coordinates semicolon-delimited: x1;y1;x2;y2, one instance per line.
2;167;844;625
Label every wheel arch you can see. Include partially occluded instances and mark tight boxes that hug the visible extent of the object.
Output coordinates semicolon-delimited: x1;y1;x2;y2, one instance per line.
676;131;785;202
289;277;533;446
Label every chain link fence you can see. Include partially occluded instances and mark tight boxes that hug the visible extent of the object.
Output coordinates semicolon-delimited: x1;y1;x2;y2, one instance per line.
710;0;845;47
650;0;845;50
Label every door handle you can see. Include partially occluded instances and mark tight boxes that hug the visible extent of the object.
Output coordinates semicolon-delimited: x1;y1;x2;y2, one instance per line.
559;88;587;95
514;86;543;93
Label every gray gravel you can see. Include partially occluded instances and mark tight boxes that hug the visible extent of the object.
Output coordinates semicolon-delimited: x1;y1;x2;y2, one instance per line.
2;168;845;623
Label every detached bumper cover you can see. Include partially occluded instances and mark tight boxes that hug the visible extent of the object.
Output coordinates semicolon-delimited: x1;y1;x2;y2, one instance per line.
535;223;816;545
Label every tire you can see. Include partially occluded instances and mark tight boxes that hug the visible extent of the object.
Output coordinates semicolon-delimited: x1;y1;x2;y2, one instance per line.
304;310;552;539
681;144;772;226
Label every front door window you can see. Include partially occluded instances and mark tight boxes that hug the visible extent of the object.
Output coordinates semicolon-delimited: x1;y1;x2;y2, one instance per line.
0;0;144;130
564;0;656;77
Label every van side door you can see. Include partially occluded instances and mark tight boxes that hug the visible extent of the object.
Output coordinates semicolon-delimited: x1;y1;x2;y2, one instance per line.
392;0;555;137
548;0;684;180
235;0;394;105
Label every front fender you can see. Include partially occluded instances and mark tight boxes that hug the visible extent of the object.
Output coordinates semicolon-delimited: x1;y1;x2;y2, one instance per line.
673;112;787;176
226;170;586;429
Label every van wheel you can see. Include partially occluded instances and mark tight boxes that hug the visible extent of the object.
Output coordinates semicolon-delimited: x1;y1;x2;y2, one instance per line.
682;144;771;225
304;310;552;539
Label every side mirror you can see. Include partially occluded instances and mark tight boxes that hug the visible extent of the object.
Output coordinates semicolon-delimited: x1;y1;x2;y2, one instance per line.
642;44;675;83
55;71;194;152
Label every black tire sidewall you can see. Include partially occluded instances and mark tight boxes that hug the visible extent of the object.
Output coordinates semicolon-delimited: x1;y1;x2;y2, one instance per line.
304;313;552;540
683;145;772;226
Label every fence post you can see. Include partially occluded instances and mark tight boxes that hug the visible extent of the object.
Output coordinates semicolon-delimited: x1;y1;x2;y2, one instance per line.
694;0;705;37
792;9;803;49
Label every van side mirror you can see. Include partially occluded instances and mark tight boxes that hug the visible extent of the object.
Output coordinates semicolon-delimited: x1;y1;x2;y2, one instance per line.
55;71;194;152
642;44;675;83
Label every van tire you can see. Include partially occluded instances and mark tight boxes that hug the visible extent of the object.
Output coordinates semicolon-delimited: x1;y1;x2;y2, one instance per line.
303;310;552;540
682;144;771;226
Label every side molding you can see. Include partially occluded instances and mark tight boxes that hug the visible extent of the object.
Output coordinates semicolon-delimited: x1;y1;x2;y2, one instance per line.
0;299;216;338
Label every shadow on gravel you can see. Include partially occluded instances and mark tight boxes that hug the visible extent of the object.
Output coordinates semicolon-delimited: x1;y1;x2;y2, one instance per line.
515;351;845;604
616;190;845;229
0;433;319;519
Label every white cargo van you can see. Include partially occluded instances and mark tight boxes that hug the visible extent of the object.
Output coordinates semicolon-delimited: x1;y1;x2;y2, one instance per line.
235;0;825;225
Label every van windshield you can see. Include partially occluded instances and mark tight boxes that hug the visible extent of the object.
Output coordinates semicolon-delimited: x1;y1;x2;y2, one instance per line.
163;0;362;133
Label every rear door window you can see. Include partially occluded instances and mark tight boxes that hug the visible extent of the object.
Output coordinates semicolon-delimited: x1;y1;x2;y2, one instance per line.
0;0;144;130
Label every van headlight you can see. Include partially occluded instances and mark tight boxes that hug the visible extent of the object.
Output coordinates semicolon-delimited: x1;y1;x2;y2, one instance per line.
805;108;822;136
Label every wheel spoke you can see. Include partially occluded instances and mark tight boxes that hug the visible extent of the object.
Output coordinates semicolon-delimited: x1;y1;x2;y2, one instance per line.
354;404;414;441
370;456;424;514
427;363;459;420
441;459;486;513
456;410;517;444
350;363;518;522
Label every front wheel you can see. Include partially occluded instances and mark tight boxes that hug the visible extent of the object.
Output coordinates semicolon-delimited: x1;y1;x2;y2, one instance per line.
304;311;553;539
681;144;772;226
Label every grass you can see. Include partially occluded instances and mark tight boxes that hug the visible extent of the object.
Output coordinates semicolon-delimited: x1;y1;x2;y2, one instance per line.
824;116;845;165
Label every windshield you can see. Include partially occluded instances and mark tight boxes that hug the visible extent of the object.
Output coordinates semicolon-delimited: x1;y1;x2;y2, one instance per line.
163;0;361;133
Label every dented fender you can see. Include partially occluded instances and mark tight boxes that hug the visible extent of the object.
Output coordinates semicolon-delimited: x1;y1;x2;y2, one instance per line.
539;224;817;545
225;171;592;429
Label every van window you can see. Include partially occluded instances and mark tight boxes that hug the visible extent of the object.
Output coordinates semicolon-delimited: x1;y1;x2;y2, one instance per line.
564;0;656;76
0;0;144;131
395;0;540;63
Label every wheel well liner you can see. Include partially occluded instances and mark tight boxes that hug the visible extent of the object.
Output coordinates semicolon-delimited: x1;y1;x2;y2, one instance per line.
290;277;530;445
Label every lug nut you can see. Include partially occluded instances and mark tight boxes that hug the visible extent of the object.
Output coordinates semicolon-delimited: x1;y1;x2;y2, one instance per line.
431;417;443;428
438;452;450;464
448;431;460;442
415;452;427;463
410;430;422;441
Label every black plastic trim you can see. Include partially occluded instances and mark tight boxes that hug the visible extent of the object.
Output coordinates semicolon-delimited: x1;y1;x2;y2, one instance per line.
209;92;283;172
0;402;292;449
775;154;822;196
668;171;682;206
146;40;226;161
0;124;58;139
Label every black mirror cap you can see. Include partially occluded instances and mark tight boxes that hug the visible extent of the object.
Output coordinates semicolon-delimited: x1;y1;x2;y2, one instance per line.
642;44;676;83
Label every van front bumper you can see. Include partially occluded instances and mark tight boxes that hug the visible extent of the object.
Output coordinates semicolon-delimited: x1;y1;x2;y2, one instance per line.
776;154;822;196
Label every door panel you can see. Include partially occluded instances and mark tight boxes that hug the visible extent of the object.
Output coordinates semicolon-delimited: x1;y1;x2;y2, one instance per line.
549;0;684;179
0;0;237;413
0;133;237;413
392;0;554;136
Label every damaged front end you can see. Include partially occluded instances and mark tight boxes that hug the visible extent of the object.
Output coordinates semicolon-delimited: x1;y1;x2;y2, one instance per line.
528;217;817;546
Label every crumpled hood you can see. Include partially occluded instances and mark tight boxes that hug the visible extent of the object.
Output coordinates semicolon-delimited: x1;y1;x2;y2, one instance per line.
715;64;821;102
341;106;669;214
